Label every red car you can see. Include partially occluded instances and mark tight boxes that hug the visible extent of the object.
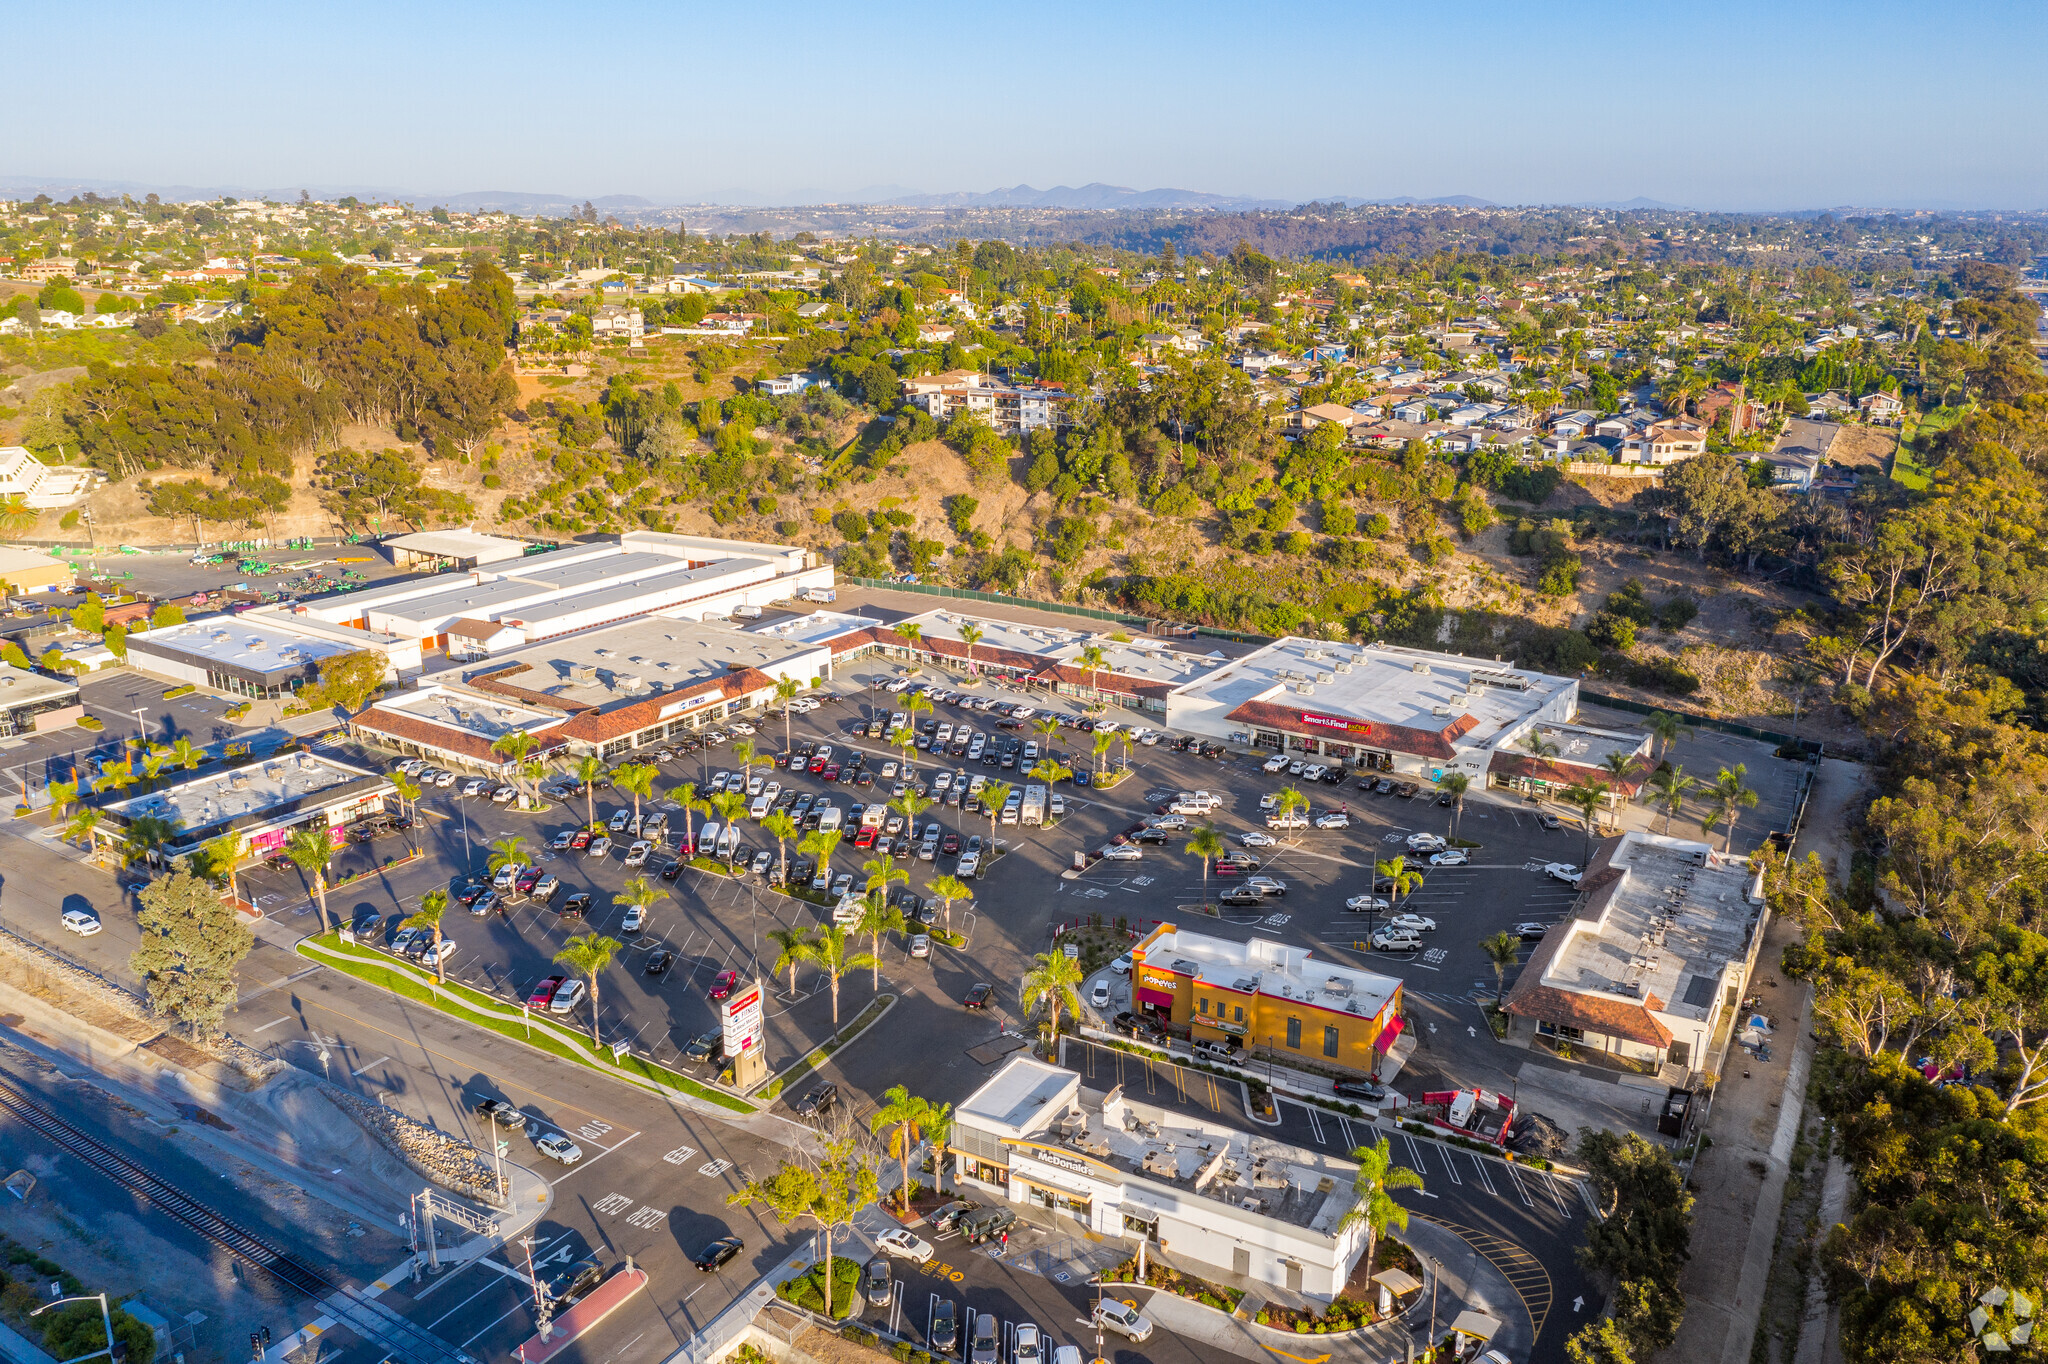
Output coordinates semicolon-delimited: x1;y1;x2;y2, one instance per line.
570;829;593;850
709;969;740;1001
853;826;878;848
527;975;565;1010
821;765;840;782
516;868;543;893
809;754;829;773
941;833;961;855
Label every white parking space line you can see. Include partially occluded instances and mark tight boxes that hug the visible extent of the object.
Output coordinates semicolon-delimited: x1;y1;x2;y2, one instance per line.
1506;1160;1537;1207
1468;1152;1498;1194
349;1055;392;1077
1301;1104;1325;1145
1435;1141;1463;1185
1544;1171;1574;1217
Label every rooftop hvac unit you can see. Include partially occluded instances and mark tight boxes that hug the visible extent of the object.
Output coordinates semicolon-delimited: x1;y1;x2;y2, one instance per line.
247;637;268;651
570;664;597;683
1411;661;1430;674
1292;682;1315;696
1317;671;1334;684
1469;667;1532;691
1334;662;1353;673
1303;647;1324;660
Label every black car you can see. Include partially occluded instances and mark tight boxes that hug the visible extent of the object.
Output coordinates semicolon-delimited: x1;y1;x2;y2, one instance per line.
694;1236;744;1272
561;892;592;918
660;860;684;881
963;983;994;1009
646;949;674;976
1130;826;1170;845
930;1300;958;1352
1113;1011;1165;1044
456;881;488;906
684;1030;723;1063
792;1083;838;1118
474;1097;526;1129
1436;791;1456;806
863;1257;891;1307
961;1206;1017;1244
543;1259;604;1305
1333;1078;1391;1102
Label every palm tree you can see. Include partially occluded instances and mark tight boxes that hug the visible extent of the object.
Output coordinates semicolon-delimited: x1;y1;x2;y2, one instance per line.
64;807;102;862
896;621;925;668
1340;1138;1424;1284
284;826;336;932
1021;950;1084;1052
675;781;709;854
46;779;78;819
168;737;204;772
731;739;757;787
891;791;935;845
855;896;905;991
1435;772;1470;837
929;873;972;934
1371;856;1423;940
1600;751;1637;793
1032;715;1062;746
774;676;801;754
486;835;529;880
799;827;843;891
921;1099;956;1194
903;689;934;737
1643;710;1692;762
614;761;657;831
870;1086;934;1214
197;833;247;908
0;494;38;537
1090;730;1115;780
1186;824;1225;910
708;791;749;865
406;889;452;981
894;731;921;787
1701;764;1758;853
1075;643;1108;701
1481;931;1522;1008
1028;757;1072;797
1278;785;1310;825
980;779;1012;843
614;875;658;928
761;811;800;885
809;925;877;1028
390;771;422;847
1645;765;1693;834
861;854;909;920
768;926;817;994
553;932;621;1046
1559;782;1609;863
958;622;983;676
491;731;537;808
1520;729;1561;761
574;755;608;831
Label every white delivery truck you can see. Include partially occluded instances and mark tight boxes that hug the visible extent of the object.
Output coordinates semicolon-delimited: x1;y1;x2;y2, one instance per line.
801;587;837;604
1020;784;1047;826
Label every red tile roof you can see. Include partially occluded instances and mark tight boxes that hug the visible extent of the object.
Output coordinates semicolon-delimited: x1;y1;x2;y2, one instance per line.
1487;752;1655;797
352;707;566;766
1223;699;1475;759
555;667;778;745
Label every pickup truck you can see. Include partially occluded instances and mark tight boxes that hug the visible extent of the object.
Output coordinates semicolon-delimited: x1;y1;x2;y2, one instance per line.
1168;791;1222;814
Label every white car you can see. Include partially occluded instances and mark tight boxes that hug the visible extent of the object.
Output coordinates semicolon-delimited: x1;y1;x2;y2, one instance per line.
420;939;459;968
909;934;931;958
833;894;864;925
1387;913;1437;933
875;1228;933;1263
608;809;634;833
491;785;517;804
433;769;457;788
1240;831;1277;848
462;777;489;797
588;836;612;858
730;721;756;735
1101;844;1142;862
1371;930;1423;952
624;840;653;867
1261;755;1289;773
1094;1300;1153;1343
534;1134;584;1165
621;905;647;932
549;979;588;1014
1258;793;1279;812
1544;862;1584;886
1406;833;1447;852
1429;849;1469;867
1111;954;1133;975
1344;895;1390;913
60;910;101;936
1090;978;1112;1009
1314;812;1350;829
1013;1324;1042;1364
956;852;980;878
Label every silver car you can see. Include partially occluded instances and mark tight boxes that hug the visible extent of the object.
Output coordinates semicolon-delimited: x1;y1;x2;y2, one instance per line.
970;1312;1000;1364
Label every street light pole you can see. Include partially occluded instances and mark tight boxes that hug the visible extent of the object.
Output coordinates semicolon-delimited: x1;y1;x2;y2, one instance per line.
31;1293;116;1364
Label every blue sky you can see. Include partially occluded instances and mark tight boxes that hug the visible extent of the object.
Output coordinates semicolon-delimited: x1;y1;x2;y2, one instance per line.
16;0;2045;210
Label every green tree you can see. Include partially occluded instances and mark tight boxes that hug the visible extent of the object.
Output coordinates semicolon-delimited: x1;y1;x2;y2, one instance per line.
726;1124;879;1321
773;675;801;752
613;875;658;928
980;779;1012;843
1076;643;1109;700
64;807;102;862
613;760;658;831
130;870;253;1041
808;924;877;1028
1339;1137;1424;1284
1642;709;1692;761
1559;782;1609;863
929;872;972;934
552;932;621;1046
404;889;452;982
869;1085;935;1214
855;882;906;991
1021;949;1084;1049
1435;771;1471;836
284;826;336;932
1482;930;1522;1007
708;790;749;863
1699;764;1757;852
1186;824;1225;910
761;810;800;885
486;834;529;880
799;827;843;886
958;622;984;674
1644;765;1693;834
574;754;607;831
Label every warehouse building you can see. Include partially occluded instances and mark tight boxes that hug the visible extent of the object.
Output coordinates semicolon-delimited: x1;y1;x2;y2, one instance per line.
382;528;531;571
123;611;418;698
0;544;77;595
348;685;569;774
1129;924;1407;1077
954;1055;1375;1302
302;531;831;656
93;751;391;864
1502;831;1766;1076
0;664;81;735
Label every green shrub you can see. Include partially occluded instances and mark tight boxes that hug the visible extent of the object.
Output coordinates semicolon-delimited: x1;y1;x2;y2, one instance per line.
76;716;104;732
162;684;196;700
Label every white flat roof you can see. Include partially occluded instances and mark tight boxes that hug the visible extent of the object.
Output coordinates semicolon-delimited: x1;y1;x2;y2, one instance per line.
466;617;821;710
131;616;358;672
107;752;382;828
371;686;563;744
905;609;1225;686
384;529;529;562
0;663;77;707
748;609;887;646
1175;639;1574;746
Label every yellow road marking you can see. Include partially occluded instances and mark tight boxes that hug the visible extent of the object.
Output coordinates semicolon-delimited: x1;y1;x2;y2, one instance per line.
1261;1348;1329;1363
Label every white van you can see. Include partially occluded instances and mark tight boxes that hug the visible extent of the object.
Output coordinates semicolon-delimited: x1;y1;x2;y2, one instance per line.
694;822;721;855
750;793;772;819
715;825;741;859
818;806;844;833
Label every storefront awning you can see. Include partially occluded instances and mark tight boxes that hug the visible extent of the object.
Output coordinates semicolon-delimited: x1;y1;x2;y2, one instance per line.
1137;987;1175;1010
1375;1015;1406;1053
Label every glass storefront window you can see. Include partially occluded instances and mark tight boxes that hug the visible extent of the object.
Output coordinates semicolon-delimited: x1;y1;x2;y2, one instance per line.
963;1158;1009;1187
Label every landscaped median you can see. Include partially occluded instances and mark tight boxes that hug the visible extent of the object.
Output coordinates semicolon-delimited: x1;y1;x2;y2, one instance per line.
295;932;755;1114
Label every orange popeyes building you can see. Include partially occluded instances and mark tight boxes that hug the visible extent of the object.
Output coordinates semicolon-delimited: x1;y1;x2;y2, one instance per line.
1129;924;1405;1076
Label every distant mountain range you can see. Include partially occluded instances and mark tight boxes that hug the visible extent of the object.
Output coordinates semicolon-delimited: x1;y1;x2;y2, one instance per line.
865;183;1294;211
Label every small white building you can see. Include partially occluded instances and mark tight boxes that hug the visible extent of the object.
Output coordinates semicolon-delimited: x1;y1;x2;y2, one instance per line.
953;1056;1371;1302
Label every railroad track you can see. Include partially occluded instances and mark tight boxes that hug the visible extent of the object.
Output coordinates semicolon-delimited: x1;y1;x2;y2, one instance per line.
0;1076;473;1364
